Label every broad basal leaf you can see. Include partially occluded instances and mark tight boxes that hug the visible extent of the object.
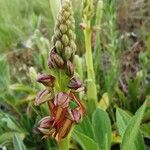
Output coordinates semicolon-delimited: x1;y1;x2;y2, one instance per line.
74;116;95;140
120;100;147;150
116;108;145;150
92;108;112;150
72;129;99;150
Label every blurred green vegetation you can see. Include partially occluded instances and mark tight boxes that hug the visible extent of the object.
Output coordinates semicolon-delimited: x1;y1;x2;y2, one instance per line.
0;0;150;149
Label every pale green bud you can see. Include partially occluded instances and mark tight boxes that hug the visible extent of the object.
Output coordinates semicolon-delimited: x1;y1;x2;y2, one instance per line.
66;20;71;27
68;30;75;40
60;24;68;34
55;29;62;39
61;34;69;46
64;11;70;19
51;36;57;45
69;16;75;24
55;41;63;52
64;46;72;60
70;40;76;52
70;24;75;30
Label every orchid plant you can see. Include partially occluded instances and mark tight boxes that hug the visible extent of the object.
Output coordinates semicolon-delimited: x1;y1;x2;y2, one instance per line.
34;0;85;146
0;0;148;150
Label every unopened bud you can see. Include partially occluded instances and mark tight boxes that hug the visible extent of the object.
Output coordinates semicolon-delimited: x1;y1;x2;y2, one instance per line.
70;40;76;52
64;11;70;19
37;74;55;87
66;60;74;76
60;24;68;34
55;29;62;39
62;34;69;46
68;29;75;40
68;77;82;90
48;57;54;69
39;116;53;128
70;24;75;30
69;16;75;24
51;36;57;45
64;46;72;60
66;20;71;27
79;23;86;30
55;40;63;53
51;53;64;68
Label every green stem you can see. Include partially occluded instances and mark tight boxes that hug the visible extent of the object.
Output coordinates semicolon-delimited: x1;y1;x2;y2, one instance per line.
59;135;69;150
44;139;51;150
84;21;97;111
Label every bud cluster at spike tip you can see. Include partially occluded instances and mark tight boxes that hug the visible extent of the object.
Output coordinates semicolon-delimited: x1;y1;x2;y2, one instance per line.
48;0;76;77
82;0;94;21
34;0;85;144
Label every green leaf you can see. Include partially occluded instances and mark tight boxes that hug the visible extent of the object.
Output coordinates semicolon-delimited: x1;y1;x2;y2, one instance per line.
59;135;69;150
0;132;16;144
69;100;78;109
9;84;36;93
0;132;25;145
92;108;112;150
0;115;22;132
116;108;145;150
95;0;103;26
141;123;150;139
0;55;10;91
49;0;61;23
72;129;99;150
0;146;7;150
75;116;95;140
120;101;147;150
13;133;26;150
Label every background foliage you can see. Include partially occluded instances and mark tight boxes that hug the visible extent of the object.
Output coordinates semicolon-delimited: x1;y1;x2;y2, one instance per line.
0;0;150;149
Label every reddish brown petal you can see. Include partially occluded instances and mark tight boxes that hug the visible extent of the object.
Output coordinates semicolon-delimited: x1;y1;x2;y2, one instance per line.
52;107;67;127
56;118;73;144
47;101;54;112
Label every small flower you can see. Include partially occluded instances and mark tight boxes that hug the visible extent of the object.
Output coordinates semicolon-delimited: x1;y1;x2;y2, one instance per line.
38;116;56;138
37;92;85;143
52;92;70;126
54;92;70;108
38;116;54;129
34;89;54;106
37;74;55;87
35;0;85;144
68;77;83;90
67;93;85;123
68;109;81;123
